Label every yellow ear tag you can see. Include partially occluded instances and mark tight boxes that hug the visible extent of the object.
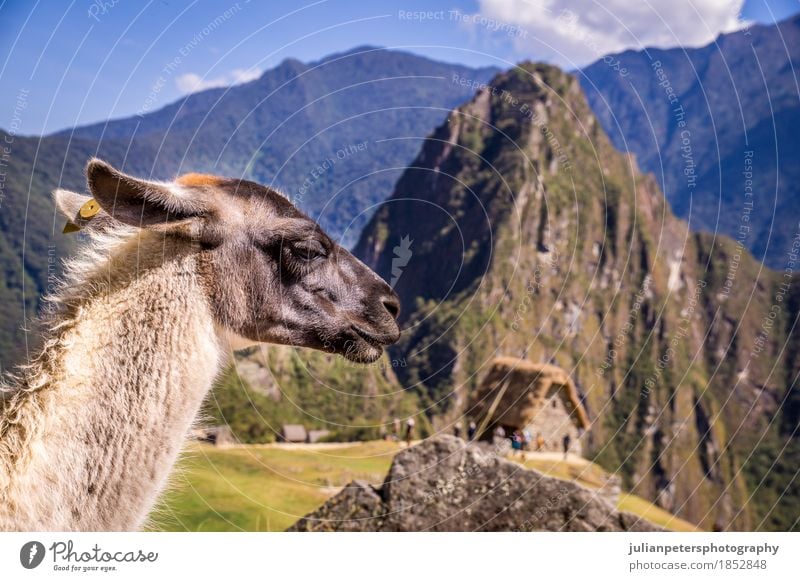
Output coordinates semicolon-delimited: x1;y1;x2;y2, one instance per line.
62;222;81;234
79;199;100;219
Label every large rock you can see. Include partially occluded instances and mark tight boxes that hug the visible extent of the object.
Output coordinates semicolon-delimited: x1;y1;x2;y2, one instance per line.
289;436;661;531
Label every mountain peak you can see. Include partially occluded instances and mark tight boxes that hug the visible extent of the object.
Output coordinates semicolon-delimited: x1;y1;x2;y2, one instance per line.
314;44;385;62
355;59;618;314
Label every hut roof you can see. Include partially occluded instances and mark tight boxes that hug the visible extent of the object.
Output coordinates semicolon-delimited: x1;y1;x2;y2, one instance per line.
281;424;308;442
470;357;590;431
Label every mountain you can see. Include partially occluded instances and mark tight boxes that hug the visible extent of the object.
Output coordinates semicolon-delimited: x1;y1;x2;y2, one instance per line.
580;14;800;269
354;63;800;531
0;47;497;369
57;45;497;243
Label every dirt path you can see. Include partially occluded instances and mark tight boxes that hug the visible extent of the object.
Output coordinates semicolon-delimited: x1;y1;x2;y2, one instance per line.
243;441;365;451
520;451;589;464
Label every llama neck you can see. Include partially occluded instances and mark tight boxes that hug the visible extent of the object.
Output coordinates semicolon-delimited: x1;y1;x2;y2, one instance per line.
1;233;226;531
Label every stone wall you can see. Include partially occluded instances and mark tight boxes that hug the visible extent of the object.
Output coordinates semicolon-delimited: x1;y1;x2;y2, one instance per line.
525;389;582;454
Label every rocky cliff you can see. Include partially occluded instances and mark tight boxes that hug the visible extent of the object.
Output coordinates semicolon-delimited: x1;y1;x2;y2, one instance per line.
354;63;800;531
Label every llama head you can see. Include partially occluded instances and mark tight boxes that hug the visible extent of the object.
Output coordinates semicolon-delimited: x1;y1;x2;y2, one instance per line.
54;159;401;363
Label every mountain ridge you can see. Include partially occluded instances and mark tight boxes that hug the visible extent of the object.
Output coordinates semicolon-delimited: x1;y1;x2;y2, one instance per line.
580;13;800;268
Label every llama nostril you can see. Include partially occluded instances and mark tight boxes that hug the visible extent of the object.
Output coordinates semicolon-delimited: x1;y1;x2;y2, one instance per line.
382;295;400;320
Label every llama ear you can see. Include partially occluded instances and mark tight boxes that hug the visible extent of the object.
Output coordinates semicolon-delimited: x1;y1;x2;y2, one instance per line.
86;159;204;229
54;188;114;233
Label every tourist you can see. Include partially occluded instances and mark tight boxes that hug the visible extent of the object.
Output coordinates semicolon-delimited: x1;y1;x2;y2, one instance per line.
562;433;571;459
453;423;462;439
467;421;477;441
511;431;523;456
522;429;532;454
405;417;415;446
493;425;506;447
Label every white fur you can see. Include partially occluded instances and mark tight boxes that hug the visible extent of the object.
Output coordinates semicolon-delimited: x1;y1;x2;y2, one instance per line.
0;227;227;531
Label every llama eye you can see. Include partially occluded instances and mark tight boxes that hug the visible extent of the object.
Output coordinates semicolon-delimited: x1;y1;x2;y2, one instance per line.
290;240;327;261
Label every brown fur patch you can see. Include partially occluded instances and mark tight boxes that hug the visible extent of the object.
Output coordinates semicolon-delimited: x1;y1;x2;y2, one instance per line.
176;173;223;187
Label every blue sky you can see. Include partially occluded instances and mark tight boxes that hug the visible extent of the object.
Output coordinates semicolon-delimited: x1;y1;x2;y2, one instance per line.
1;0;797;134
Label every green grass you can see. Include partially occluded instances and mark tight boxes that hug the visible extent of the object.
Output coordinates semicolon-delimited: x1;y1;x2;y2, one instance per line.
150;441;700;532
618;494;701;532
148;441;398;532
521;456;611;489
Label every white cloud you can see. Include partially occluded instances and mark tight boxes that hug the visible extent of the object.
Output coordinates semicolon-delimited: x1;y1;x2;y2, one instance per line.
175;67;262;94
476;0;747;66
175;73;218;93
230;67;262;84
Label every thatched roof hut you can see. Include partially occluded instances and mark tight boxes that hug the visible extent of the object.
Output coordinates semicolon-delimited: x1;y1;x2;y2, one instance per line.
470;357;590;437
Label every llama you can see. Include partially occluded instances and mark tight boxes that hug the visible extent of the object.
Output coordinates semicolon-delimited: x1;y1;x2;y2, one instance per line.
0;159;401;531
